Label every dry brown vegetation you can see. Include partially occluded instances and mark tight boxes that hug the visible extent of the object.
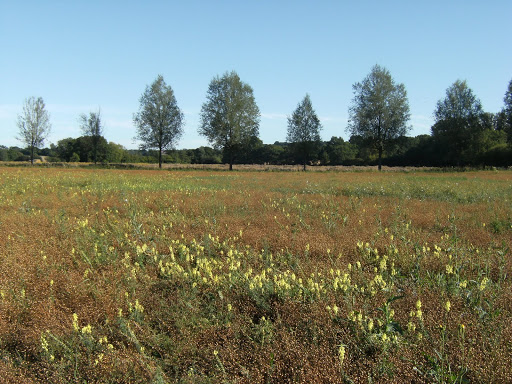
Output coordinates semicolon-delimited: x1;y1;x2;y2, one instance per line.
0;167;511;383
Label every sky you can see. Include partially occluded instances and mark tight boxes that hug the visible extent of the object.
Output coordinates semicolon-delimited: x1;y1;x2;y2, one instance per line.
1;1;511;150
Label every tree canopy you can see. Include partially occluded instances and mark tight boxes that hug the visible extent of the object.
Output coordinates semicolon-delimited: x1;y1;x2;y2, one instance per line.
79;109;104;164
347;65;410;170
431;80;485;164
286;94;322;170
504;79;512;143
133;75;184;168
16;96;52;165
199;71;260;170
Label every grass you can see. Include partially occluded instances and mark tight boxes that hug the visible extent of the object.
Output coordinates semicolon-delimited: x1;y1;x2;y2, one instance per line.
0;167;511;383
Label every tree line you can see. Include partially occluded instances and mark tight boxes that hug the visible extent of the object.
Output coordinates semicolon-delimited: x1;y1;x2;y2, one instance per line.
9;66;512;169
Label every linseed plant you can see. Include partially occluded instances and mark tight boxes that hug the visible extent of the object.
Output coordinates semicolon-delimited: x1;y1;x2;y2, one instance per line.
0;167;511;383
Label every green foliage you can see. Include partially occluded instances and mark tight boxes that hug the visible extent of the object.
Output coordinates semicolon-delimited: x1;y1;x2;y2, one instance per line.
70;152;80;162
0;146;9;161
504;79;512;143
286;94;322;170
54;136;110;163
79;109;104;164
16;96;52;164
347;65;411;170
432;80;488;165
134;75;184;168
322;136;358;165
199;71;260;170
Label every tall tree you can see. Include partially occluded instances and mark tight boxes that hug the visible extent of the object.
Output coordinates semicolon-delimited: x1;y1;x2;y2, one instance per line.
431;80;485;164
504;79;512;143
16;96;52;164
133;75;184;168
286;94;322;171
199;71;260;170
347;64;410;170
79;109;104;164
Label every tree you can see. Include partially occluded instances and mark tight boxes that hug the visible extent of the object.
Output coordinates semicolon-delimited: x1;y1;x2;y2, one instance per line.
199;71;260;170
286;94;322;170
504;79;512;143
133;75;184;168
323;136;358;165
16;96;52;164
347;65;410;170
79;109;104;164
431;80;485;165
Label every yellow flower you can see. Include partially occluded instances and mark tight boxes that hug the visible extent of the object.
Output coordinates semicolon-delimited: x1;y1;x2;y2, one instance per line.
444;300;451;312
338;344;346;366
367;319;374;332
479;277;489;291
72;313;79;332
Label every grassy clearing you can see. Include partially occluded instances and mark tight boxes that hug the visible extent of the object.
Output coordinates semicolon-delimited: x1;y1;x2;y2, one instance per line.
0;167;511;383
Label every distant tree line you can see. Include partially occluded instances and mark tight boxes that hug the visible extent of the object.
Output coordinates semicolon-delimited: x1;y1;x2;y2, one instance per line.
7;67;512;168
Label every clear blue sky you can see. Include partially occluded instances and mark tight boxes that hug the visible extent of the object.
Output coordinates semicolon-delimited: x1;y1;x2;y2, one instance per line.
1;1;511;149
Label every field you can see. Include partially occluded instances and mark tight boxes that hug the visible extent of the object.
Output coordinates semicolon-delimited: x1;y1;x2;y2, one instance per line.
0;167;511;383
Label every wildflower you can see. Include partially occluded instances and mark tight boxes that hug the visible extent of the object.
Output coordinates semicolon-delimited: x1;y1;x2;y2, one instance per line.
415;300;422;310
338;344;346;366
459;323;466;336
444;300;451;313
72;313;79;332
479;277;489;291
367;319;374;332
446;264;453;275
134;299;144;313
41;333;49;353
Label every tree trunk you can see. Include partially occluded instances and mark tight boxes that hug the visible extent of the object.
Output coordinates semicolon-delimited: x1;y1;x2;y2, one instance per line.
30;146;34;165
158;147;162;169
93;136;98;164
303;162;306;171
378;146;383;171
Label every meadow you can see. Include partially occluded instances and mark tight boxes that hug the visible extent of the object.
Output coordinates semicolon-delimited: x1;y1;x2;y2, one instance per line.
0;167;511;383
